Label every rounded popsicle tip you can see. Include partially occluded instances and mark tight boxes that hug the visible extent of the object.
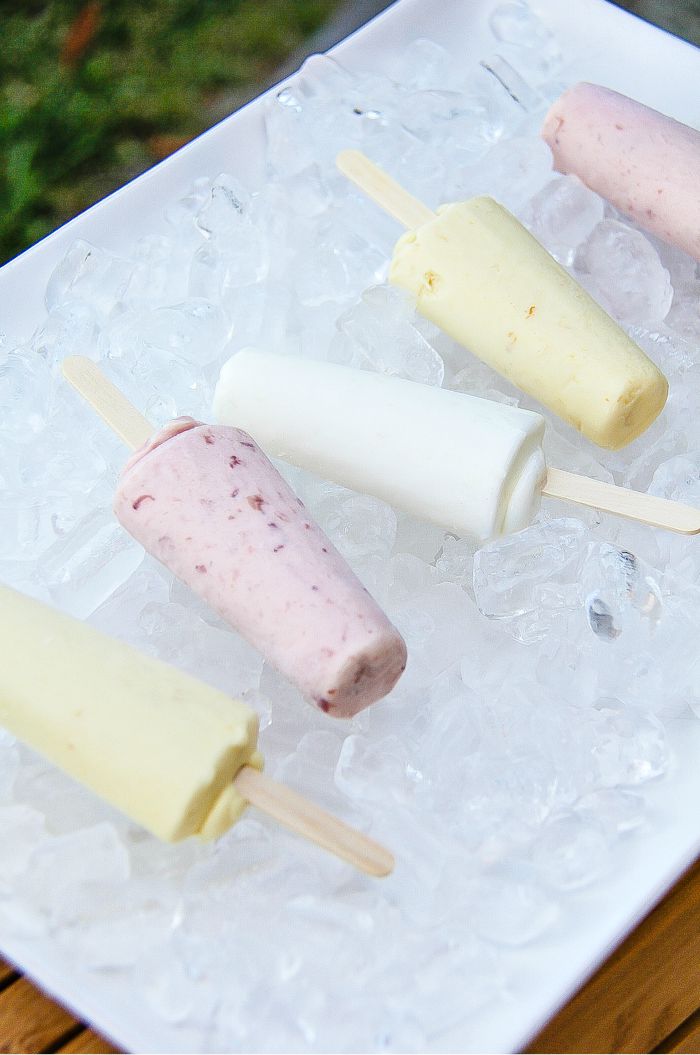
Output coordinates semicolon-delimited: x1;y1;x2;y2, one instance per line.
664;503;700;536
593;369;668;450
317;629;408;720
335;147;365;175
361;840;395;878
541;82;598;147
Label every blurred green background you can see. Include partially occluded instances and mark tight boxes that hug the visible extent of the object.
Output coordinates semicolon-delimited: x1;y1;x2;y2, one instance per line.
1;0;698;266
0;0;342;264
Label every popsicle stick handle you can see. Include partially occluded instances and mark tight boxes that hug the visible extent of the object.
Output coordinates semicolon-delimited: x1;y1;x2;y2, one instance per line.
62;355;153;452
543;468;700;535
234;765;394;878
336;149;435;230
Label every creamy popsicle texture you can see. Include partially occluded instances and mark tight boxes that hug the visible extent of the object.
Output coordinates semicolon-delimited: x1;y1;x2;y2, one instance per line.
389;196;668;450
213;349;547;541
542;82;700;263
115;418;406;717
0;583;261;842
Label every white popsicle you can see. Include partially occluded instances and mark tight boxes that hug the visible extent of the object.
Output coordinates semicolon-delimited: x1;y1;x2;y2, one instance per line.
213;349;700;540
214;348;546;540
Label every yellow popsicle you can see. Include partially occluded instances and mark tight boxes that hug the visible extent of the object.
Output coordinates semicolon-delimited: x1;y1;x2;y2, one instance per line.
390;197;667;450
0;583;261;842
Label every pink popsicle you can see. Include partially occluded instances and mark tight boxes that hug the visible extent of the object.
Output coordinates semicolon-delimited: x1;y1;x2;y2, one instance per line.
542;82;700;262
115;418;407;718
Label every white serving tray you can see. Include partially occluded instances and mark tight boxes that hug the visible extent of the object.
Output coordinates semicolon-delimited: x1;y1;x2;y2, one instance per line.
1;1;699;1052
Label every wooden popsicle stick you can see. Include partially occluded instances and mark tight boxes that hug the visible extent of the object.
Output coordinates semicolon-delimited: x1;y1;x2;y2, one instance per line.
62;354;153;452
234;765;394;878
542;468;700;535
336;149;434;230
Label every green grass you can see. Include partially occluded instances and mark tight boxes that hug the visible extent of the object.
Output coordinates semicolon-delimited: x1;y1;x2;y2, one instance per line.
0;0;340;264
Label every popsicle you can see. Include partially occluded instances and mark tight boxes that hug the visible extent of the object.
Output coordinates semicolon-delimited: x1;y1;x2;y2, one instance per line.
214;348;700;541
0;583;393;874
336;149;668;451
62;356;406;719
542;82;700;262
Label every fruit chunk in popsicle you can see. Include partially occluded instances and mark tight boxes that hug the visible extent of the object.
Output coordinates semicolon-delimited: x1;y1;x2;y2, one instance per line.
114;417;407;718
389;196;667;450
542;82;700;262
214;349;547;542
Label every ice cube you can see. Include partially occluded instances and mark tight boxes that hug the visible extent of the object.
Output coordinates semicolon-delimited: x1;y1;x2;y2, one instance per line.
0;804;46;888
387;38;461;92
473;518;590;644
335;733;424;806
32;300;105;367
575;788;646;837
125;299;229;367
650;452;700;506
592;699;668;786
45;240;134;316
525;175;605;265
22;823;130;924
468;873;559;945
308;484;397;562
196;173;252;237
530;813;609;890
138;600;264;698
435;535;478;589
337;284;445;386
576;220;673;324
125;234;192;308
489;1;562;83
0;351;53;443
582;545;662;643
37;507;143;619
456;135;553;217
0;740;19;802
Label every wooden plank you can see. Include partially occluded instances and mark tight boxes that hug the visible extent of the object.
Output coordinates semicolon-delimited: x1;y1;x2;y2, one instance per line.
527;858;700;1053
655;1007;700;1054
0;961;17;989
0;977;81;1054
57;1027;121;1054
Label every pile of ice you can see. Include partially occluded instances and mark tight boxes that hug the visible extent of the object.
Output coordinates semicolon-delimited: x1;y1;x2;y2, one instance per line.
1;1;700;1051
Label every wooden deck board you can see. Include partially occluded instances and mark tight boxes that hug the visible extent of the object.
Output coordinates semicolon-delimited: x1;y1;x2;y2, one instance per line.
0;962;18;990
57;1027;121;1054
527;858;700;1053
654;1007;700;1054
0;976;81;1054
